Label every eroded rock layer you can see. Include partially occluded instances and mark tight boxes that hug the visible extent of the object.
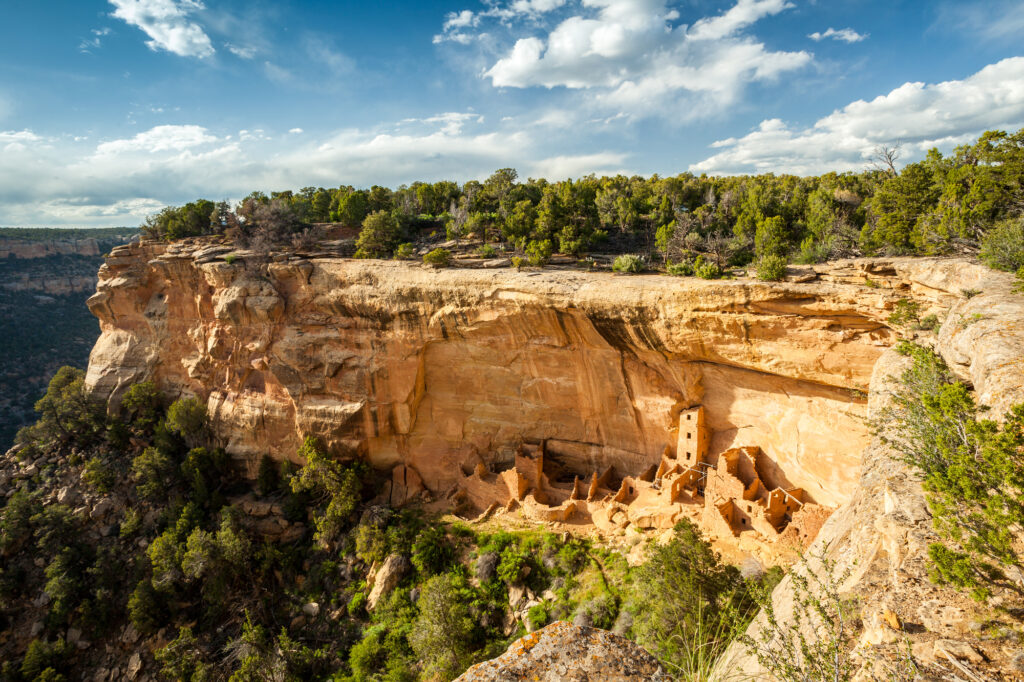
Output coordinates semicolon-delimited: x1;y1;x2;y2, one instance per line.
87;240;962;511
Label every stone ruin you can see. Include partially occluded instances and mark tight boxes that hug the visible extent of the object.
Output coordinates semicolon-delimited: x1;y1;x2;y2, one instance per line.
421;406;832;550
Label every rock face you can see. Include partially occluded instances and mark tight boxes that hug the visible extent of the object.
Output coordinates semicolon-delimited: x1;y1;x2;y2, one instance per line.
85;240;932;510
454;621;669;681
717;261;1024;680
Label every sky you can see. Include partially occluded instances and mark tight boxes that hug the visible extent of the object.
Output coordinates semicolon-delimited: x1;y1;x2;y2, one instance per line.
1;0;1023;227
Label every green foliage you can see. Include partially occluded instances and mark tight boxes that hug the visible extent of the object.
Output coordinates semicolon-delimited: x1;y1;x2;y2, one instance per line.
132;446;179;502
393;242;416;260
142;200;217;241
693;255;722;280
666;261;693;277
611;254;645;273
756;254;788;281
81;457;116;493
629;521;754;677
878;343;1024;599
886;299;921;327
409;575;476;681
741;545;859;682
155;627;211;682
120;381;164;434
510;256;524;269
17;366;102;448
20;638;72;681
411;526;454;576
476;244;497;258
525;239;553;266
355;211;402;258
496;544;529;585
290;437;362;546
165;397;208;444
423;248;451;267
980;217;1024;272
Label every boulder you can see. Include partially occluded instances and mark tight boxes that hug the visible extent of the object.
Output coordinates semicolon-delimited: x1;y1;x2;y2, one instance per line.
455;621;668;681
367;553;410;610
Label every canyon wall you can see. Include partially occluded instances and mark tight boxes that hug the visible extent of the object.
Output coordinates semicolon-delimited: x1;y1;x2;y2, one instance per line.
83;239;955;510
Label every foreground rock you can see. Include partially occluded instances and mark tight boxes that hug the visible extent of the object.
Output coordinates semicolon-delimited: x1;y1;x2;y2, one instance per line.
455;621;669;681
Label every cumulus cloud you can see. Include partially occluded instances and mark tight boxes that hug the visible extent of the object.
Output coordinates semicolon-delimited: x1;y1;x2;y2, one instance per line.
691;57;1024;175
108;0;214;58
808;27;867;43
434;0;567;44
469;0;809;118
0;118;629;227
79;27;113;53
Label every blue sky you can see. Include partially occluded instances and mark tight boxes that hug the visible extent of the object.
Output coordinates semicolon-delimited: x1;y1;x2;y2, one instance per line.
1;0;1023;226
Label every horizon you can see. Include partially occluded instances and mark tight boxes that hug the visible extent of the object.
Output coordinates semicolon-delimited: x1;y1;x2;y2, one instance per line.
2;0;1023;227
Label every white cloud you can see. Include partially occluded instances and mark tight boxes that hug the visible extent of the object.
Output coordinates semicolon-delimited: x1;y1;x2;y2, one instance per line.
108;0;214;58
0;117;629;226
226;43;257;59
79;27;113;53
288;128;304;135
808;27;867;43
475;0;809;118
691;57;1024;175
434;0;567;43
935;1;1024;42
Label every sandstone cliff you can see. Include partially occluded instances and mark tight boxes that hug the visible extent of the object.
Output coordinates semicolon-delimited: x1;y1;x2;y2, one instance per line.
718;261;1024;679
83;240;930;511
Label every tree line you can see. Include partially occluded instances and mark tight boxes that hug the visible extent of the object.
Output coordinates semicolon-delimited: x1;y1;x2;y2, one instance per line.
142;128;1024;276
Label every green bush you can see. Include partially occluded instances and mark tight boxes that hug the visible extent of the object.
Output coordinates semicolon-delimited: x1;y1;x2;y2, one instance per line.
132;446;179;501
887;299;921;327
256;455;279;496
877;342;1024;599
411;526;454;576
20;638;72;681
423;248;451;267
290;437;362;546
693;255;722;280
165;397;208;444
409;575;475;681
82;457;116;493
121;381;164;433
355;211;402;258
666;261;693;277
612;254;644;273
756;254;788;281
476;244;497;258
527;603;549;631
980;218;1024;272
525;239;553;266
393;242;416;260
629;521;754;677
511;256;524;269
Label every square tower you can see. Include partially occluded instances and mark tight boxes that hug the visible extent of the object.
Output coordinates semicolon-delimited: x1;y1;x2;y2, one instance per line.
677;406;709;466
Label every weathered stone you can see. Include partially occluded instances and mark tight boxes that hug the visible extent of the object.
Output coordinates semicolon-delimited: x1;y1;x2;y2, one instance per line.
126;652;142;680
367;553;409;610
933;639;985;664
455;621;668;681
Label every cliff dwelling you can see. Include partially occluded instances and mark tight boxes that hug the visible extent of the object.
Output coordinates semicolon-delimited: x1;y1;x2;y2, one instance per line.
396;406;834;559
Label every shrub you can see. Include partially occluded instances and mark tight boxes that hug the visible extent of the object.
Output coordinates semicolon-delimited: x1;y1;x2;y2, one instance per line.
877;342;1024;599
20;638;72;681
155;627;211;682
224;253;237;265
693;255;722;280
256;455;279;496
756;254;788;281
355;211;402;258
886;299;921;327
409;575;475;681
19;366;102;447
411;526;454;576
82;457;116;493
612;254;644;273
497;545;529;585
666;261;693;277
121;381;164;433
527;603;549;631
290;437;362;546
423;248;451;267
132;447;179;501
525;239;553;266
630;520;753;676
510;256;524;269
476;244;497;258
980;218;1024;272
393;242;416;260
165;397;208;444
347;590;368;616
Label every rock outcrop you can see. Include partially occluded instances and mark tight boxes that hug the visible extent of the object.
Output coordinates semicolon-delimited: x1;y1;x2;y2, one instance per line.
85;240;926;510
717;261;1024;680
454;621;669;681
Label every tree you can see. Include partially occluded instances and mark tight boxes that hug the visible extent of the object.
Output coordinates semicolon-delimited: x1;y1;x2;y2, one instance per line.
290;437;362;546
166;397;208;446
18;366;102;447
409;575;475;681
355;211;402;258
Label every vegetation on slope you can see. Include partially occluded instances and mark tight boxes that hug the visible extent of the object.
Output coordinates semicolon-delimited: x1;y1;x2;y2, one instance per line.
139;129;1024;278
1;368;783;681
